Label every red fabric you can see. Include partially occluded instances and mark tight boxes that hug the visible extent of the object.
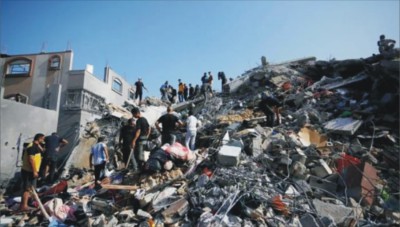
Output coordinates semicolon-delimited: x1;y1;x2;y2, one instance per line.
336;153;361;174
42;180;68;196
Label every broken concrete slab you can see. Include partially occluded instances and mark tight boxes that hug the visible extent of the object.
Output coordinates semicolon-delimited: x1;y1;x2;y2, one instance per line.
161;198;189;222
313;199;353;225
324;117;363;135
320;73;368;90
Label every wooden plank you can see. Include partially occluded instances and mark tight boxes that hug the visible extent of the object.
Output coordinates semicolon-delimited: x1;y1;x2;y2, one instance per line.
30;186;50;220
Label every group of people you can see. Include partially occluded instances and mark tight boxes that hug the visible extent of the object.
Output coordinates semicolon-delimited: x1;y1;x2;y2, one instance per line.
160;80;201;103
117;106;200;174
19;133;68;211
159;71;228;103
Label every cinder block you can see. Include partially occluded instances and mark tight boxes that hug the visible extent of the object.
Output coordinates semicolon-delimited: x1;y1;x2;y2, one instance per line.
217;145;241;166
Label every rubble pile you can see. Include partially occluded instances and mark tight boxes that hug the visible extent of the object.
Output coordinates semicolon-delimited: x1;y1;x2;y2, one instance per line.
0;51;399;226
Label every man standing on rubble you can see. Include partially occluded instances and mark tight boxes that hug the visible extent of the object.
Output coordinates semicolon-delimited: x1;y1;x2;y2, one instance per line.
89;136;109;187
178;79;184;103
40;132;68;184
258;92;283;127
207;71;214;94
119;118;136;167
218;71;227;92
188;83;194;100
134;78;147;105
160;81;169;101
194;84;200;98
183;83;189;101
20;133;45;211
131;107;151;172
185;110;199;150
155;106;183;145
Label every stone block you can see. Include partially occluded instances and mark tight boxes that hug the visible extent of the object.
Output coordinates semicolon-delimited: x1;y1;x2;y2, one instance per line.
217;145;241;166
313;199;353;224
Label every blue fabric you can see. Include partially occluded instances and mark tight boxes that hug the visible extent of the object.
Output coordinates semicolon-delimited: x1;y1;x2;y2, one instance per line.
91;143;106;165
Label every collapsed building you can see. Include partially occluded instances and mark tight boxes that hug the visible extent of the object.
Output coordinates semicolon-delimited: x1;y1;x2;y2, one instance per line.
0;48;399;226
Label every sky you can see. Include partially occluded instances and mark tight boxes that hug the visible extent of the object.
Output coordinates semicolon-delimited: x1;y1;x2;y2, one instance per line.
1;1;399;98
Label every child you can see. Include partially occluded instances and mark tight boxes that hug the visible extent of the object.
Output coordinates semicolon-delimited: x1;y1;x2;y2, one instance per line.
89;136;109;187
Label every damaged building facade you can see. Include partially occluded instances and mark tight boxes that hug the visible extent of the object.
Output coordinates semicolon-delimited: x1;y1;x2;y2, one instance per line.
0;50;137;186
0;45;399;226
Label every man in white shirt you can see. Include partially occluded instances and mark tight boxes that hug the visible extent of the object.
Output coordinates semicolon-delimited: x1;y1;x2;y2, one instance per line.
185;110;199;150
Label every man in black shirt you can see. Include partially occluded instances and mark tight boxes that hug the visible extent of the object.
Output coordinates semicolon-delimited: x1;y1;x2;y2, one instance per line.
134;78;147;105
188;84;194;100
258;94;283;127
155;106;183;145
131;107;150;172
119;118;136;167
218;71;227;91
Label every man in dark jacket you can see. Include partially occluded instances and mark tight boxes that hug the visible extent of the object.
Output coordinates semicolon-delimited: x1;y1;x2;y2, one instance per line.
131;107;151;172
40;132;68;184
258;93;283;127
119;118;136;167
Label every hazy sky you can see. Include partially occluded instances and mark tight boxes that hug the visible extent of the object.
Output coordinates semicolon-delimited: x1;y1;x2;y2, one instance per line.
1;1;399;97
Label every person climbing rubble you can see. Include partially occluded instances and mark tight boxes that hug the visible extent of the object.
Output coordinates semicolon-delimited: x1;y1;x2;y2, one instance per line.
377;34;396;55
89;136;109;188
257;92;283;127
119;118;136;167
185;110;199;151
160;81;169;101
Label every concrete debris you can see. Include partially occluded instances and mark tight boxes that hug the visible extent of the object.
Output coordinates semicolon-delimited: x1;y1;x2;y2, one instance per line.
2;44;400;227
324;117;363;135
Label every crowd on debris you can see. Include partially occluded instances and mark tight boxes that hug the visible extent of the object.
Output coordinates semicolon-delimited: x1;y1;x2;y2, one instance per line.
0;35;399;226
157;71;228;104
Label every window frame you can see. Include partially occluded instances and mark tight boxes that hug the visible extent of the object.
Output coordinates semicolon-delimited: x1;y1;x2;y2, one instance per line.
49;55;61;70
112;78;123;94
5;58;33;77
128;89;135;100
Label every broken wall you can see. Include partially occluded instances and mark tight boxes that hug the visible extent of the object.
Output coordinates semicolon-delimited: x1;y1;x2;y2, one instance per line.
0;99;59;186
